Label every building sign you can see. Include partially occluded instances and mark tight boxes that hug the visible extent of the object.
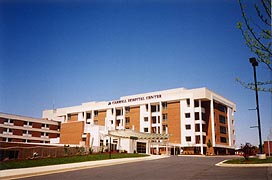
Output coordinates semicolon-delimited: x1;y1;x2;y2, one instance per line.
108;94;162;105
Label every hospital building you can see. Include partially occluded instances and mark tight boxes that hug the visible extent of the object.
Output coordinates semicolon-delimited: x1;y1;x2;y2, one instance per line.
42;87;236;155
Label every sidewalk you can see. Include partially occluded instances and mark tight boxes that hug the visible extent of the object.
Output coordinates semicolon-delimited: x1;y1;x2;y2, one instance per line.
0;155;167;180
216;160;272;167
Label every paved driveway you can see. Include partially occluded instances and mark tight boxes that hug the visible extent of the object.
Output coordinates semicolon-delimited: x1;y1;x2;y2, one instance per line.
22;156;271;180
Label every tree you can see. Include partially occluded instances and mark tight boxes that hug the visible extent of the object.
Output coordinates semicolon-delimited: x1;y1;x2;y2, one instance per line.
236;0;271;93
240;142;254;160
206;139;212;155
207;139;212;149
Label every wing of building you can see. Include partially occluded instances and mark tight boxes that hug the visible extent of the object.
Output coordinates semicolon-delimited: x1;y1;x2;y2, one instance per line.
0;112;60;144
43;87;236;155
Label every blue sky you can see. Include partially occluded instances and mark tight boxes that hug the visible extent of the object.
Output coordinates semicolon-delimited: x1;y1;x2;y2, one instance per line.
0;0;271;146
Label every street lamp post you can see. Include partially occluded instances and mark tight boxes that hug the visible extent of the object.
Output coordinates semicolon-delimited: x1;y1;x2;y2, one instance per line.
249;57;263;154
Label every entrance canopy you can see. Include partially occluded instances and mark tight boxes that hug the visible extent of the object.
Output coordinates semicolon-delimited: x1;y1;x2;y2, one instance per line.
108;129;170;140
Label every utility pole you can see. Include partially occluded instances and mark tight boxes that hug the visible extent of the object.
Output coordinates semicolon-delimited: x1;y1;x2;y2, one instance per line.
249;57;263;154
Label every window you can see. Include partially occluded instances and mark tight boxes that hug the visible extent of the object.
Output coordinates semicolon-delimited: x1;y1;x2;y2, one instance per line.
195;112;199;120
194;100;199;107
151;127;156;133
106;139;109;146
186;99;190;107
94;111;98;117
86;112;91;119
67;114;71;120
125;107;130;114
25;121;32;126
152;116;156;124
219;115;226;124
185;124;191;130
202;113;205;121
220;126;227;134
42;124;48;128
137;142;146;154
116;119;121;126
220;137;227;143
162;125;168;133
195;135;200;144
144;117;148;122
195;124;200;132
185;113;191;118
202;124;206;131
151;105;156;112
162;114;168;122
116;109;123;116
5;119;13;124
203;136;206;144
218;104;227;113
158;116;160;123
144;128;149;132
151;104;160;112
100;140;104;147
186;136;191;142
146;104;148;111
162;102;167;109
125;117;130;125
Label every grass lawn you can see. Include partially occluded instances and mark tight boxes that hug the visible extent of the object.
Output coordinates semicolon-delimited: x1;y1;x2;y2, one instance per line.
225;156;272;164
0;153;149;170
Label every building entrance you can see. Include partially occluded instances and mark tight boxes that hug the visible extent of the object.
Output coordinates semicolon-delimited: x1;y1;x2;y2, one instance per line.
137;142;146;153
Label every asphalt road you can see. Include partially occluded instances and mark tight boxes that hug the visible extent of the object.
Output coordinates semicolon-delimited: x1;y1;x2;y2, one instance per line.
21;156;271;180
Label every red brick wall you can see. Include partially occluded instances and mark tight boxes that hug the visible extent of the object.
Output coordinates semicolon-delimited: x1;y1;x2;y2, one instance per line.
264;141;272;155
12;129;23;136
32;131;41;137
168;101;181;143
60;121;84;145
33;122;42;129
129;107;140;131
14;120;24;126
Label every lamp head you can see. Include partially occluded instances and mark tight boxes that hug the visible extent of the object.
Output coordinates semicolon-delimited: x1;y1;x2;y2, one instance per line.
249;57;258;66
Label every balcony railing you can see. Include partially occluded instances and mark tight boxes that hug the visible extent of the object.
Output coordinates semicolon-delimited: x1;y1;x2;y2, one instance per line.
2;132;13;135
23;133;32;137
4;122;14;126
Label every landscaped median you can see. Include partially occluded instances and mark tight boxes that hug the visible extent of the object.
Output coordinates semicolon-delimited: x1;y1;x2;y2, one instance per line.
216;156;272;167
0;153;149;170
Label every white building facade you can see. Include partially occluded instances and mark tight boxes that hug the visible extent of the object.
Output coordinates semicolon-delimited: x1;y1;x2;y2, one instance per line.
43;87;236;155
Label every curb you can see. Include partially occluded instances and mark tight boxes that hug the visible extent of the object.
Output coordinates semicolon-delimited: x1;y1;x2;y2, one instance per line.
0;155;167;180
215;160;272;167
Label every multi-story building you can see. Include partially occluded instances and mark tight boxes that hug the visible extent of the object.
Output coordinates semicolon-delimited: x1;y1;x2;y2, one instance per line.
0;112;60;144
43;87;236;155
